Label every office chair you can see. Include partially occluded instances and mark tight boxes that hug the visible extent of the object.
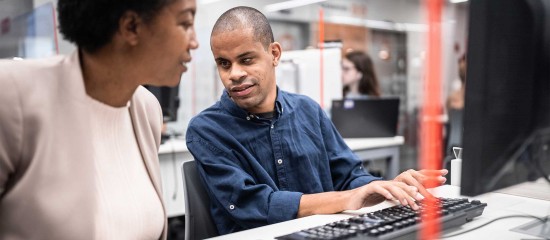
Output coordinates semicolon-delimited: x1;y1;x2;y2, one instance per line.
182;160;219;240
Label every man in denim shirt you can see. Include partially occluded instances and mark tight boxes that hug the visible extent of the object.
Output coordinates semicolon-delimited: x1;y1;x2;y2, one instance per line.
186;6;448;235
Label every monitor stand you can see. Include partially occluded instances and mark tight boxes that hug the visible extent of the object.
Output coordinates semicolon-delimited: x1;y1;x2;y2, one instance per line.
496;177;550;238
510;216;550;238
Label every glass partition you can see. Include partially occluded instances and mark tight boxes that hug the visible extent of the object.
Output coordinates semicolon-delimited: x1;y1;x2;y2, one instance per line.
0;2;58;59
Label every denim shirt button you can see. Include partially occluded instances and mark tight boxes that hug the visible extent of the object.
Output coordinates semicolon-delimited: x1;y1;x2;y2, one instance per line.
277;159;283;164
229;204;235;210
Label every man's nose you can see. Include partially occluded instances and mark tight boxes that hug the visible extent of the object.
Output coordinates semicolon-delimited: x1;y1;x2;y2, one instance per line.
229;64;247;81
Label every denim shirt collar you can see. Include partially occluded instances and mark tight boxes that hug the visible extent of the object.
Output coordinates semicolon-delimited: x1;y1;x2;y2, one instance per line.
220;87;284;120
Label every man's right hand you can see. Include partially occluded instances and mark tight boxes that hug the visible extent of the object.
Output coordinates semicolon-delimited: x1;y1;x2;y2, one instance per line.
298;180;422;218
346;180;422;210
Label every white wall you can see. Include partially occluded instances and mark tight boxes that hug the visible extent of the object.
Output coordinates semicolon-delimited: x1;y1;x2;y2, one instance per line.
279;48;342;109
0;0;32;58
0;0;32;20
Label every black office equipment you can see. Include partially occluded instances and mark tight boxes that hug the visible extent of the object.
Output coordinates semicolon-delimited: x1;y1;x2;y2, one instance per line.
144;85;180;122
460;0;550;197
276;197;487;240
331;98;400;138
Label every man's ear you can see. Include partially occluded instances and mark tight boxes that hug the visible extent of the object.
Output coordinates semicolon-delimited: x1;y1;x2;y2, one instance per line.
117;10;143;46
270;42;282;66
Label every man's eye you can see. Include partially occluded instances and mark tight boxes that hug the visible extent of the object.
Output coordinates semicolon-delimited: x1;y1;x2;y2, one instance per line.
242;58;252;64
180;21;193;29
219;61;231;69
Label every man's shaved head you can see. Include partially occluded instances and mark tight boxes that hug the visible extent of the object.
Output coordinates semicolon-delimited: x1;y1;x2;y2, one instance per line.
211;6;274;50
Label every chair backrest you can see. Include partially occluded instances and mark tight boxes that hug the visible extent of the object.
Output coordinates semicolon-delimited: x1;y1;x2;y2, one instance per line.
182;160;219;240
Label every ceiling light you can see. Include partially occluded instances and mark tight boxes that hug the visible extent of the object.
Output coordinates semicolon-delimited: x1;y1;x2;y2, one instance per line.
198;0;221;4
265;0;328;12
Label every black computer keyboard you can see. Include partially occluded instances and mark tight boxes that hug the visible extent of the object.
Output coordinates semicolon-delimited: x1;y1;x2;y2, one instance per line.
276;198;487;240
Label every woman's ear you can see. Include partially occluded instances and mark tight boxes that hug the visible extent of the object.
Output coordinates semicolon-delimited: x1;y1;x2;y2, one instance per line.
117;10;143;46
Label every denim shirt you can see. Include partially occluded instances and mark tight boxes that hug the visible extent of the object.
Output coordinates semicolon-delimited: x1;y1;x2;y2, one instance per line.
186;88;381;235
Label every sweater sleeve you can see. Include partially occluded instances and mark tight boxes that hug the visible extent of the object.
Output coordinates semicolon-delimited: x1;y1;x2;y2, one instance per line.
0;66;23;196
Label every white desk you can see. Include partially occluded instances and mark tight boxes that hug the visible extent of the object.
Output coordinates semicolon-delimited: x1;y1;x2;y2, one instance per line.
345;136;404;179
158;136;405;218
158;138;193;218
209;183;550;240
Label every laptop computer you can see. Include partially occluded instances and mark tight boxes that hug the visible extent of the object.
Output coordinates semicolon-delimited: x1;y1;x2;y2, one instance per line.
331;98;400;138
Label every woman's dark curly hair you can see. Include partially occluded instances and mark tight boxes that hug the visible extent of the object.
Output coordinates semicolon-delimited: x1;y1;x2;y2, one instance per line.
58;0;176;53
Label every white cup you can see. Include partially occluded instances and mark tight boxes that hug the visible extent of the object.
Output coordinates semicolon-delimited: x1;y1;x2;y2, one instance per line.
451;147;462;187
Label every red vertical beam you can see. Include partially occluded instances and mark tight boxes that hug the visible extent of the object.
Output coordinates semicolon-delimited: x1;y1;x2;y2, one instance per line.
420;0;443;239
318;8;325;108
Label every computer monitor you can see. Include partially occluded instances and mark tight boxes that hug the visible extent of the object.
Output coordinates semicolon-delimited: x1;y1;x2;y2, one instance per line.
460;0;550;196
144;85;180;122
331;98;400;138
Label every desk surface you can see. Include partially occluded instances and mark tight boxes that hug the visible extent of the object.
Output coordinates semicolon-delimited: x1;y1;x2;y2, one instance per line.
158;136;405;155
158;138;189;154
344;136;404;150
209;183;550;240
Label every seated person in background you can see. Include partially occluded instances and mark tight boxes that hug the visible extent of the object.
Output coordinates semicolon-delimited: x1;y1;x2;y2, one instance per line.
447;53;467;110
0;0;198;239
342;51;381;99
186;6;447;235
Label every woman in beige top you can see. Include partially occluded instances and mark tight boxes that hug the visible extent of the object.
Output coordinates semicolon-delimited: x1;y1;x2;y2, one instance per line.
0;0;198;239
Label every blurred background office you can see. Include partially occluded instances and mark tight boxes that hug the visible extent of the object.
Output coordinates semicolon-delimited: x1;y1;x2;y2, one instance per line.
0;0;470;238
